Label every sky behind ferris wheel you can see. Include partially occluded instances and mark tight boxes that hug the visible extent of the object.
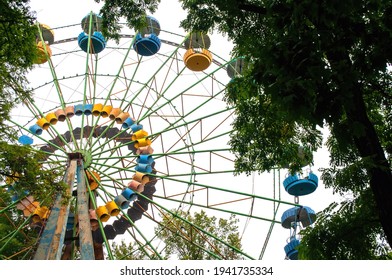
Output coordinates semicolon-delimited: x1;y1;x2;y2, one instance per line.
26;0;339;261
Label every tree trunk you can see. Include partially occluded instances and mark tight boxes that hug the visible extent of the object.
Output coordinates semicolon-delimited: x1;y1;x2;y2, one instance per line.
344;83;392;246
325;46;392;246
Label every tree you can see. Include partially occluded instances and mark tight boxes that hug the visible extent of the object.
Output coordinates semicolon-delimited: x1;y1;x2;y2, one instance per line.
111;240;156;260
111;210;244;260
0;142;68;202
299;189;391;259
0;187;38;260
298;131;391;259
0;0;37;137
94;0;160;42
155;210;243;260
97;0;392;259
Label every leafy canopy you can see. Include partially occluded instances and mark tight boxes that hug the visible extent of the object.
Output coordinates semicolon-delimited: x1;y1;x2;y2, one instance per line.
94;0;161;41
0;0;68;221
0;189;39;260
0;0;38;138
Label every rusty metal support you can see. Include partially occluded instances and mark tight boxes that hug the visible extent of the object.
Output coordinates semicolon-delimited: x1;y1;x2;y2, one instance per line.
76;161;95;259
33;160;77;260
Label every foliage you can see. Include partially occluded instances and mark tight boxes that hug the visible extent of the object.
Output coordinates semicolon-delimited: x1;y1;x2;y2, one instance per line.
298;190;391;260
155;210;243;260
0;141;69;204
0;0;37;138
296;127;392;259
226;78;321;174
180;0;391;169
111;210;244;260
112;239;160;260
298;194;392;260
0;188;38;259
95;0;161;41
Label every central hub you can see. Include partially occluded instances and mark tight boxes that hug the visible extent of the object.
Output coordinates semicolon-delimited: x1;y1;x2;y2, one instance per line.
68;150;92;168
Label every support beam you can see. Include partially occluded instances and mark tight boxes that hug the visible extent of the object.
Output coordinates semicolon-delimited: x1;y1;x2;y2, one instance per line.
76;161;95;259
34;160;77;260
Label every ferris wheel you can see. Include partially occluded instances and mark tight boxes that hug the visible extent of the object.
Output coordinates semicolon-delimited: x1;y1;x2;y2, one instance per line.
0;12;306;260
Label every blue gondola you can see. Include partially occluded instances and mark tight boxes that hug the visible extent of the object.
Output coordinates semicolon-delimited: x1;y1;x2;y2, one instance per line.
133;16;161;56
121;188;137;202
283;173;318;196
29;124;43;135
74;104;84;116
137;154;154;165
281;206;317;229
78;31;106;54
284;238;300;260
18;135;34;145
135;163;153;173
122;117;135;129
84;104;93;116
131;123;143;132
133;33;161;56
